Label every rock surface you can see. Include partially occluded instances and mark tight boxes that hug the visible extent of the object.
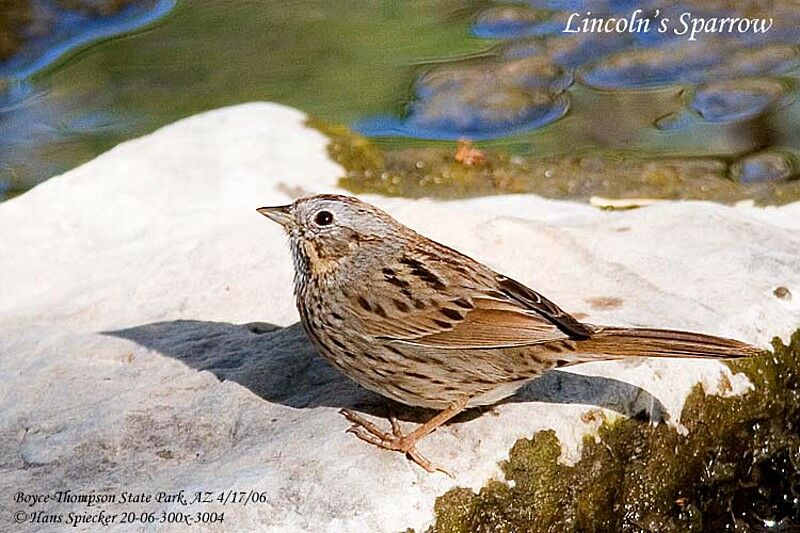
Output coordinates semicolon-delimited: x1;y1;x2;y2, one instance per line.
1;102;799;532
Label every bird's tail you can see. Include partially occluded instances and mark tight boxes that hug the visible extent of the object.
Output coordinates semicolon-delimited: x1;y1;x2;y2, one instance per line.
567;327;762;363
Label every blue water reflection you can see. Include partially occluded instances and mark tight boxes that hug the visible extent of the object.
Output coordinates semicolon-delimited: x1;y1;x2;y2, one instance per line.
356;1;800;148
0;0;176;80
1;0;799;199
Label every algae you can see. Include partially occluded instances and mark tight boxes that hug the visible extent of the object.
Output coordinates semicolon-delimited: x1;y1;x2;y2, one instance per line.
307;117;384;176
421;329;800;532
308;118;800;206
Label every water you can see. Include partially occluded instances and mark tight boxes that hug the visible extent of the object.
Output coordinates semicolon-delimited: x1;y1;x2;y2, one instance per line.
0;0;489;198
357;2;800;158
1;0;799;201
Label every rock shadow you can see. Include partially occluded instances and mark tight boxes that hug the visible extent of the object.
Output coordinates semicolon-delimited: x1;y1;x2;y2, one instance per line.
106;319;668;423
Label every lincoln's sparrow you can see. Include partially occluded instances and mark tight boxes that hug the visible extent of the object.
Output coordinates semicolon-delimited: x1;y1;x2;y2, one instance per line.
258;194;760;472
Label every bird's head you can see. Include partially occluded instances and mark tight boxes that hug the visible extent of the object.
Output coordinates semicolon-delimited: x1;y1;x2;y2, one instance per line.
257;194;404;278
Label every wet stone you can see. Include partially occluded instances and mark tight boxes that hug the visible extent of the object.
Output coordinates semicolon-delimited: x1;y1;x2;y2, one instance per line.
406;80;569;140
578;41;730;89
654;110;693;131
356;60;570;140
689;44;800;83
0;2;32;61
689;79;787;123
499;38;547;60
496;56;572;92
731;151;796;184
545;32;631;69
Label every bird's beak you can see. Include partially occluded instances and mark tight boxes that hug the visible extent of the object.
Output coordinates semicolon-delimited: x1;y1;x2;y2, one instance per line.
256;205;294;228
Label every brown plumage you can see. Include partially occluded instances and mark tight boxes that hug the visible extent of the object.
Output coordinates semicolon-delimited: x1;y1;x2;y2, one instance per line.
257;194;760;472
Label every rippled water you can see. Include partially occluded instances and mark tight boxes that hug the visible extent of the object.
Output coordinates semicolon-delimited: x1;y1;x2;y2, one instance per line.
0;0;489;198
357;2;800;159
1;0;799;200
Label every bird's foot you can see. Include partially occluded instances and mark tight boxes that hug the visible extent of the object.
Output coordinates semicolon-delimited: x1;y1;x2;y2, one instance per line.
339;408;451;476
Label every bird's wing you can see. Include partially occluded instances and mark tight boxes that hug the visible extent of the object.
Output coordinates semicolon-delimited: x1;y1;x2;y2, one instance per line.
381;294;574;350
358;260;592;349
494;275;594;338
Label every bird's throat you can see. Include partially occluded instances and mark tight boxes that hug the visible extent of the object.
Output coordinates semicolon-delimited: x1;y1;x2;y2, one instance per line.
300;238;344;277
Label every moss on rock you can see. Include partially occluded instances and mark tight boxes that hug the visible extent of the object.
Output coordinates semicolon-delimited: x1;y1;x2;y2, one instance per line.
308;118;800;206
424;329;800;532
306;116;384;176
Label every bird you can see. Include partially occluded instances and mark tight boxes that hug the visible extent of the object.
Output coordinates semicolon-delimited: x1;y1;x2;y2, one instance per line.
257;194;761;473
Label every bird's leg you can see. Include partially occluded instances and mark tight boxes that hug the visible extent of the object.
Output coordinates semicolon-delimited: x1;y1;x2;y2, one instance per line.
340;398;468;474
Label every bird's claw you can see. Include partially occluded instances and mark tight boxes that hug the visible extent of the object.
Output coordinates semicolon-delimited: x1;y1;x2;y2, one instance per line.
339;408;450;475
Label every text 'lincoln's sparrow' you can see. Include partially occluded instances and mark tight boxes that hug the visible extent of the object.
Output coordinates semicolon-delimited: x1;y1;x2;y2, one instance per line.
258;194;759;472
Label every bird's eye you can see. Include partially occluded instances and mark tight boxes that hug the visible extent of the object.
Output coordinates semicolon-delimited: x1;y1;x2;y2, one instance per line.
314;210;334;226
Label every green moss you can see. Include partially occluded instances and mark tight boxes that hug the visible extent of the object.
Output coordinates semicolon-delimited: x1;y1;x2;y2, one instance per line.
423;329;800;532
306;116;384;175
308;119;800;206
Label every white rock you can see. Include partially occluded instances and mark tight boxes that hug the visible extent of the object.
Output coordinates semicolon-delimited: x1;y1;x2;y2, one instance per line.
1;102;798;532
